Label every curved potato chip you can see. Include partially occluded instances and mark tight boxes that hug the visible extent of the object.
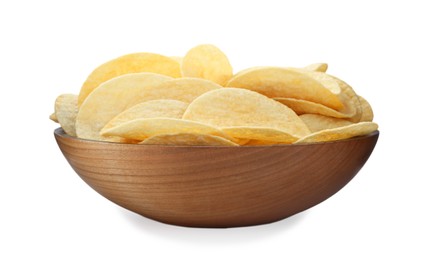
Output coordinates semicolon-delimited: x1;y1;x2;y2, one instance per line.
49;113;58;123
102;99;188;131
358;96;374;122
181;44;233;86
243;139;288;146
140;133;238;146
287;67;340;94
135;77;222;103
295;122;378;143
100;118;234;142
76;73;172;141
274;97;354;118
182;88;310;138
221;126;299;143
296;69;340;94
55;94;78;136
303;63;328;72
299;114;353;133
274;74;362;122
226;67;344;110
169;56;183;64
230;66;265;78
331;76;362;122
78;53;181;106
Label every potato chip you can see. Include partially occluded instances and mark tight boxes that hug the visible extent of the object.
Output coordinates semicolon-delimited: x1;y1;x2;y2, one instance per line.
295;122;378;143
78;53;181;106
358;96;374;122
49;113;58;123
169;56;183;64
100;118;234;142
76;73;172;141
229;66;265;78
221;126;299;143
243;139;290;146
182;88;310;139
274;74;362;122
140;133;238;146
135;77;222;103
274;96;354;119
303;63;328;72
102;99;188;131
181;44;233;86
331;76;363;122
54;94;78;136
226;67;344;110
299;114;353;133
296;69;340;94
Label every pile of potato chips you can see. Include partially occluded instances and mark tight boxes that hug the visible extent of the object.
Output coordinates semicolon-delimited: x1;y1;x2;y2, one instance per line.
51;44;378;146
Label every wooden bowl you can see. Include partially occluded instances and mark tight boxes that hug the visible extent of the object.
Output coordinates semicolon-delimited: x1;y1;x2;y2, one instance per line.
54;128;378;228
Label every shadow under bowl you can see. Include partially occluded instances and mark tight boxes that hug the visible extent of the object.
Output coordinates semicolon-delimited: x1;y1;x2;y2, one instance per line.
54;128;378;228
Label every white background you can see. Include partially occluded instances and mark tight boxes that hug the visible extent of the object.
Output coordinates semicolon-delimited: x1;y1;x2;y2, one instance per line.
1;0;428;259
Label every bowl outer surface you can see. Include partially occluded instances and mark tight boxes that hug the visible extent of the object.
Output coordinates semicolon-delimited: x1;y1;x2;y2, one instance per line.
55;128;378;228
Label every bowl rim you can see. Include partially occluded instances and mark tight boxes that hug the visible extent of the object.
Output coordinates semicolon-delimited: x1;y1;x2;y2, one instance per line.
54;127;379;148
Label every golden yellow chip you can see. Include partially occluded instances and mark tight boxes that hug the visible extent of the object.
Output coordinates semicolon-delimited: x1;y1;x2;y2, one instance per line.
274;97;350;118
140;133;238;146
181;44;233;86
135;77;222;103
226;67;344;110
274;74;362;122
303;63;328;72
100;118;234;142
221;126;299;143
169;56;183;64
182;88;310;139
295;122;378;143
243;139;292;146
102;99;188;131
299;114;353;133
296;69;340;94
54;94;78;136
77;53;181;106
331;76;363;122
358;96;374;122
49;113;58;123
76;73;172;141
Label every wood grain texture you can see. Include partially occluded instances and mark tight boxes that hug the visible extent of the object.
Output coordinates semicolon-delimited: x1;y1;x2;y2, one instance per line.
54;128;378;228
